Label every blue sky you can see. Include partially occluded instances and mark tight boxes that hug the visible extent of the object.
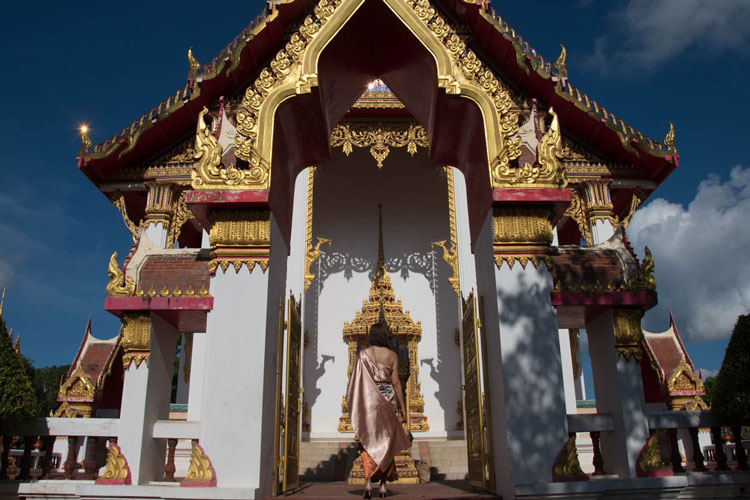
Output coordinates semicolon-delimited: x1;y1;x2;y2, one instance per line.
1;0;748;383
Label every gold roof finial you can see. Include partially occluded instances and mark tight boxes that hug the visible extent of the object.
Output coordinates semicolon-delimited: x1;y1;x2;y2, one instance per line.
664;122;676;153
0;288;5;317
188;46;200;81
554;44;568;78
80;125;92;153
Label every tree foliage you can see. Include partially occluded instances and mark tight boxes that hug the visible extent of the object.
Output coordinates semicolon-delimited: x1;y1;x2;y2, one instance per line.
0;316;40;433
32;365;70;416
702;376;716;407
711;314;750;425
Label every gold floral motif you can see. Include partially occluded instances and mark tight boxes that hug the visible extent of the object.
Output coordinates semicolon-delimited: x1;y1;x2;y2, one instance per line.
166;191;195;248
431;167;460;295
100;444;130;483
303;168;332;292
192;107;270;190
612;308;644;361
330;122;428;168
106;251;136;298
208;209;271;273
637;435;663;473
552;435;585;480
667;359;705;396
182;441;216;485
110;193;140;242
304;237;332;292
121;313;151;369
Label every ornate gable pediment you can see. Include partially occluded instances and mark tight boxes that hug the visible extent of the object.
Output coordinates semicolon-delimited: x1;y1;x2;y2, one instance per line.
58;365;96;403
666;359;704;397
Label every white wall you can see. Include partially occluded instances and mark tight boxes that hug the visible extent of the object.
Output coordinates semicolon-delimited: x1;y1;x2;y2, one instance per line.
303;147;462;439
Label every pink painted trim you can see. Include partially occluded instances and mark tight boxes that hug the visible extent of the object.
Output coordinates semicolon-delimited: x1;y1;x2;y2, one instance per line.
185;189;270;231
550;291;657;308
95;444;132;485
492;188;572;203
104;296;214;313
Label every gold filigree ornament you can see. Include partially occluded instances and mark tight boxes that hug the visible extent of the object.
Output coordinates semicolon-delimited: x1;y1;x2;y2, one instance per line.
166;191;195;248
330;122;428;168
304;237;332;292
110;193;140;242
120;313;151;370
106;251;136;297
57;365;96;402
182;441;217;486
97;443;131;484
636;434;663;475
620;188;648;230
187;46;200;81
552;435;587;481
492;206;554;269
554;44;568;79
80;125;92;153
493;107;567;188
191;107;269;189
664;121;676;154
431;241;460;295
636;246;657;290
562;187;593;244
612;308;644;361
208;208;271;273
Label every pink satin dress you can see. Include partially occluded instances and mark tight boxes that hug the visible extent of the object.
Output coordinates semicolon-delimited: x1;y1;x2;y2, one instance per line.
346;348;411;475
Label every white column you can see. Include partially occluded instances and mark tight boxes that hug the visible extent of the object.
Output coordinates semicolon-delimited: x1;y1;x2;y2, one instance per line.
186;332;206;422
174;334;190;405
558;329;577;414
198;214;287;495
117;313;178;484
574;335;586;401
587;309;649;478
474;209;568;497
143;183;175;248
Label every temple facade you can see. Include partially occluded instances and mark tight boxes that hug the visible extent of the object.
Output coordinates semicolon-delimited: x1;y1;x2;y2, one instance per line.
4;0;750;499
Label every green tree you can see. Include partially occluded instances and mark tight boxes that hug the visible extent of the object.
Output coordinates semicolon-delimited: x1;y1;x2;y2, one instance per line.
0;316;40;433
711;314;750;425
702;376;716;407
32;365;70;416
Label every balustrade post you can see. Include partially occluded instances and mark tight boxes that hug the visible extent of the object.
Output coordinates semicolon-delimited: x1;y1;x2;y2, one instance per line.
666;428;685;473
711;427;729;471
39;436;55;479
731;426;748;471
163;438;177;481
19;435;34;480
84;436;99;479
64;436;78;479
590;431;605;475
688;428;706;472
0;435;12;479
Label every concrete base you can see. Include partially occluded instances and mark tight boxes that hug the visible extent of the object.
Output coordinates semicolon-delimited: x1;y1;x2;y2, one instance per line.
11;480;260;499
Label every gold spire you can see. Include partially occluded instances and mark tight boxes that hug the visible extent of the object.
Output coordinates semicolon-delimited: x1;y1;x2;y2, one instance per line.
664;122;676;153
375;204;386;283
0;288;5;317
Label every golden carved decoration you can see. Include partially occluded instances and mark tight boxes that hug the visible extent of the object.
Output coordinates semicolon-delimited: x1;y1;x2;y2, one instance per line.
208;208;271;273
636;246;657;290
144;183;175;226
620;188;648;230
667;359;705;396
121;313;151;370
330;122;428;168
637;435;663;473
552;435;585;480
192;107;269;190
352;80;405;109
492;206;553;269
52;401;79;418
110;194;140;242
303;168;333;292
431;167;460;295
455;400;464;431
581;180;618;227
494;107;565;188
166;191;195;248
100;444;131;483
135;283;209;298
304;237;332;292
664;122;676;154
612;308;644;362
183;441;216;486
106;251;136;298
562;187;593;245
80;126;92;153
0;287;4;317
685;395;709;410
187;46;200;81
554;44;567;78
57;365;96;402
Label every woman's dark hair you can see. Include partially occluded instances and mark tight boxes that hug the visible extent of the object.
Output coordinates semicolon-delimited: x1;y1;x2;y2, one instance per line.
366;322;392;349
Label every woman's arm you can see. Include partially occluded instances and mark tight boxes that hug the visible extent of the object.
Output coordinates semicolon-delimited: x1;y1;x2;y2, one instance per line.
390;353;406;418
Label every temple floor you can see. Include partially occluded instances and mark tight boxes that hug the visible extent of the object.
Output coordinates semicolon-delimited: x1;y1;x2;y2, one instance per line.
269;480;499;499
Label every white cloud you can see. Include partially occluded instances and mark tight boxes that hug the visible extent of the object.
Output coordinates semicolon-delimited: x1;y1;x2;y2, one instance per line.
586;0;750;72
628;166;750;341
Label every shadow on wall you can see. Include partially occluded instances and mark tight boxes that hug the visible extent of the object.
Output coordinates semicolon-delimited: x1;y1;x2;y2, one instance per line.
495;269;567;480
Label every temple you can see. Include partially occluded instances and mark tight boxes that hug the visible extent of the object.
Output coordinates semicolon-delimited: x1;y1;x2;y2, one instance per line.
3;0;749;498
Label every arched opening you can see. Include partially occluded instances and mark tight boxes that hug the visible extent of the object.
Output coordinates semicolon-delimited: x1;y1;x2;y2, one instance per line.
266;0;492;245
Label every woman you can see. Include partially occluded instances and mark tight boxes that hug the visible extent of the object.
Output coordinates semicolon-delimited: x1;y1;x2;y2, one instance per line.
346;322;411;498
